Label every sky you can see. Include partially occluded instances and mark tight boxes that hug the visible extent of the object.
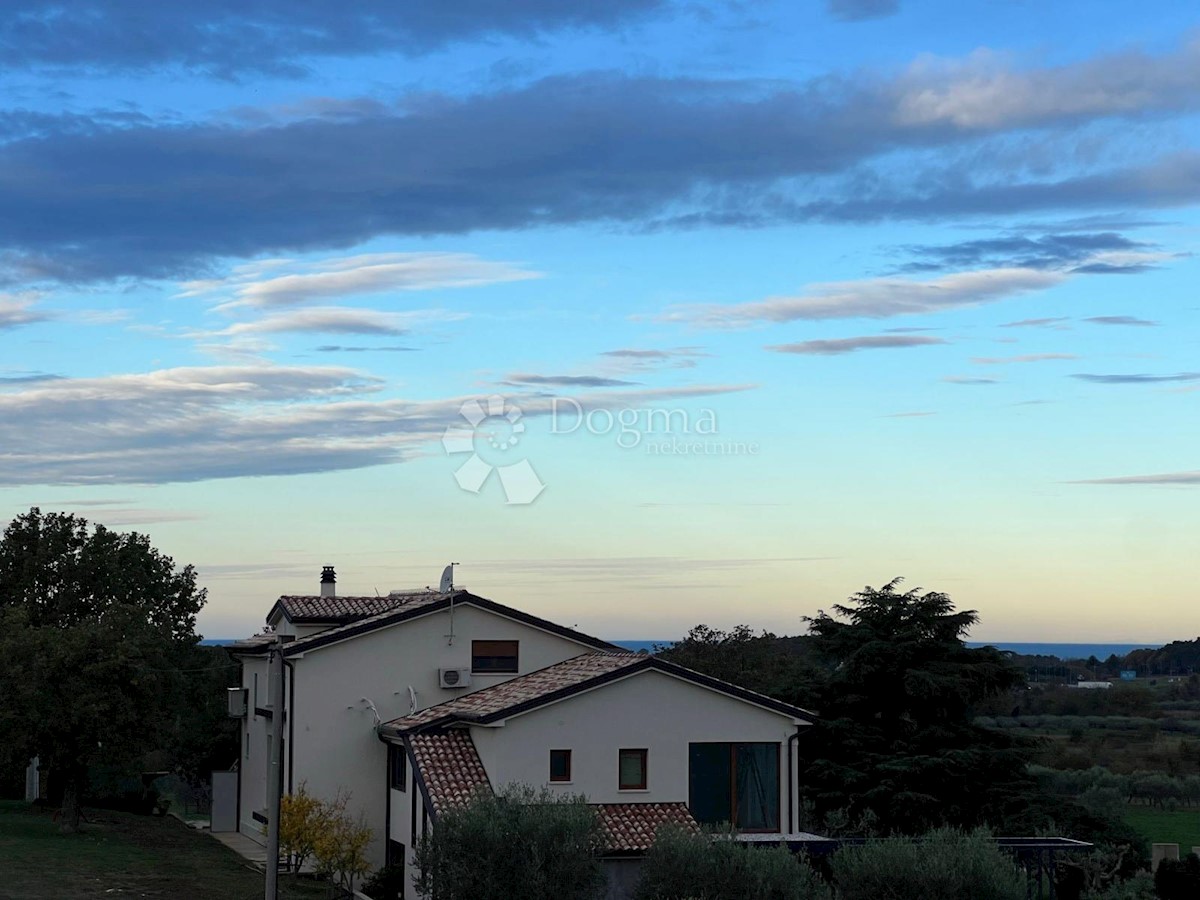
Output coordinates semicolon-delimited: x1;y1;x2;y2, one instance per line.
1;0;1198;643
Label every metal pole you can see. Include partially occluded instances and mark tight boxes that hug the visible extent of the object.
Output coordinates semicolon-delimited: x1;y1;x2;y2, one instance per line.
265;637;285;900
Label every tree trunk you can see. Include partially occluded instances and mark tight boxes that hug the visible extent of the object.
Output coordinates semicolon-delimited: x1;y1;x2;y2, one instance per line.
59;765;84;833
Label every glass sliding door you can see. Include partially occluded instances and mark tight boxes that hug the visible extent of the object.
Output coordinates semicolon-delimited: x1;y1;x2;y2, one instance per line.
688;742;780;832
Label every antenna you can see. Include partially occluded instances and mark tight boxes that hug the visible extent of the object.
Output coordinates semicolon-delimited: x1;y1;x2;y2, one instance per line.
439;562;458;593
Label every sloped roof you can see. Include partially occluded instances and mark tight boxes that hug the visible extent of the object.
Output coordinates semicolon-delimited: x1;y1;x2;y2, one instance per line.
595;803;700;852
271;592;434;624
408;730;492;815
237;591;622;657
382;652;815;734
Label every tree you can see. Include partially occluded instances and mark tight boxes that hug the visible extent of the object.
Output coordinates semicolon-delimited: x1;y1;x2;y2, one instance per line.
800;579;1030;832
0;508;206;831
414;784;605;900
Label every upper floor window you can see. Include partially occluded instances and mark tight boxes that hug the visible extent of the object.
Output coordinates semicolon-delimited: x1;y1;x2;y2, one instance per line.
549;749;572;783
619;748;647;790
472;640;519;674
390;744;407;791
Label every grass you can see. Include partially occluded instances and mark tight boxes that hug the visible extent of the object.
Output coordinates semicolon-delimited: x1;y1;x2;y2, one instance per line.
0;800;331;900
1123;806;1200;853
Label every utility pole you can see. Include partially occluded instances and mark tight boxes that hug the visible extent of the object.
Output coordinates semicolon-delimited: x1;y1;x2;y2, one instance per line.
265;636;285;900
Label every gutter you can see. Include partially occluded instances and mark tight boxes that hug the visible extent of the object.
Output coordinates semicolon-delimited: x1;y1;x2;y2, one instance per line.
284;658;296;795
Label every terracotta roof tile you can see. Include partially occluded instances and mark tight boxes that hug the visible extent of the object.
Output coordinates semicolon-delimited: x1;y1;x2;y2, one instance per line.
387;653;646;732
594;802;700;852
409;731;492;815
276;591;438;623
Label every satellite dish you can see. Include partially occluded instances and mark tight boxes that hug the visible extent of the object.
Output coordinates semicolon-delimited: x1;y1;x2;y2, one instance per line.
439;563;458;593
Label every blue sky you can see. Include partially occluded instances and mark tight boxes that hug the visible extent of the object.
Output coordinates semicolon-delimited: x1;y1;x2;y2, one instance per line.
1;0;1198;641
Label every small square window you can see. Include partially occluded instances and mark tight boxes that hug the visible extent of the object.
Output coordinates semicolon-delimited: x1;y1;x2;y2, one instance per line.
472;640;519;674
619;749;647;790
390;745;407;791
550;749;572;782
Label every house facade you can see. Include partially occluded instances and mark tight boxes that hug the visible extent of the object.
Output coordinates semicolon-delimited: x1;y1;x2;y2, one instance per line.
231;569;621;867
379;652;815;900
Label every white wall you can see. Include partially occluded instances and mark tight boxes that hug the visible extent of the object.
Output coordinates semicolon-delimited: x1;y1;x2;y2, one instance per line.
237;655;273;842
268;603;602;868
470;669;804;821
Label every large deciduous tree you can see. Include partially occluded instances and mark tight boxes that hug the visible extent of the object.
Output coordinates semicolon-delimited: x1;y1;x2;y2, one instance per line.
801;578;1029;832
0;508;206;831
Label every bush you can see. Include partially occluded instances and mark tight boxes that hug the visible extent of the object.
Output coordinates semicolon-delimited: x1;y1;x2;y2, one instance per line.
1082;872;1156;899
413;784;605;900
831;828;1026;900
1155;853;1200;900
361;862;406;900
633;825;831;900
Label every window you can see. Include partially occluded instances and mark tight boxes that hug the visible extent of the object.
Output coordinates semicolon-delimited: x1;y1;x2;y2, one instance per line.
387;840;406;882
549;749;572;782
390;744;406;791
471;640;519;674
618;748;647;790
688;743;780;832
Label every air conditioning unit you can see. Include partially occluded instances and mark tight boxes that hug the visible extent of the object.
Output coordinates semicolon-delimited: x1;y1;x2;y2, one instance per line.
439;668;471;689
227;687;248;718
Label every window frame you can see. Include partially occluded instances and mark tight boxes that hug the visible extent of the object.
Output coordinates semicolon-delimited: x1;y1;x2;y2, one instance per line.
389;744;407;791
549;749;572;783
618;748;648;790
471;639;520;674
687;741;781;833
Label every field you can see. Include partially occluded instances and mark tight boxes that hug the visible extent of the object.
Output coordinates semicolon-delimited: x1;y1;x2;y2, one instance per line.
1123;806;1200;854
0;801;328;900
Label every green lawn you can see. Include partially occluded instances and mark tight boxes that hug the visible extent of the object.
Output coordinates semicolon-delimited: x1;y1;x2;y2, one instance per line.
1124;805;1200;853
0;800;330;900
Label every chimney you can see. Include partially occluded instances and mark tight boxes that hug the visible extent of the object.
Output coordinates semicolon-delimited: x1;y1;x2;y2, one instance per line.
320;566;336;598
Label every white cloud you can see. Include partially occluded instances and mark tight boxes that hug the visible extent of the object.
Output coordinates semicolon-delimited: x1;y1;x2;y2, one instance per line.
0;293;48;329
1073;471;1200;486
179;252;542;308
971;353;1078;365
767;335;947;355
212;307;452;337
664;267;1064;327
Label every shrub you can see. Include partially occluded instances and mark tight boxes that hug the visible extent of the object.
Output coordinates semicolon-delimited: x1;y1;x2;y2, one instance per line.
633;825;831;900
275;782;373;893
413;784;605;900
361;864;406;900
1155;853;1200;900
831;828;1026;900
1082;872;1156;900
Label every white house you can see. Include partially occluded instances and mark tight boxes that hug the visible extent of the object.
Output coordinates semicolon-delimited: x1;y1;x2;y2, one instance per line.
230;567;622;866
378;651;816;900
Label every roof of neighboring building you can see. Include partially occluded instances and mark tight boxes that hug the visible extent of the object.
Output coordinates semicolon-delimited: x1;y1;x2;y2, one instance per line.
408;730;492;815
595;803;700;853
403;728;700;853
236;591;623;657
381;652;816;734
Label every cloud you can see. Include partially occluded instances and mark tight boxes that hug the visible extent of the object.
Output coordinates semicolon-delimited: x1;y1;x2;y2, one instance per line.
501;373;641;388
899;231;1156;273
1000;317;1071;329
7;37;1200;283
1084;315;1159;326
971;353;1078;365
766;334;947;355
180;252;541;308
0;365;752;485
827;0;898;21
1073;471;1200;486
1072;372;1200;384
666;267;1064;327
314;345;419;353
206;307;431;337
0;0;668;75
942;375;999;385
0;293;48;329
883;411;936;418
599;347;712;371
0;372;62;385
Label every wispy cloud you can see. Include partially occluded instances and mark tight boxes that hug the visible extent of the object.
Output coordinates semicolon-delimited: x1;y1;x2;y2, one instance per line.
1072;471;1200;486
1072;372;1200;384
1000;317;1071;329
502;373;641;388
179;252;540;308
827;0;898;21
314;345;419;353
599;347;712;371
207;307;443;337
766;334;947;355
0;293;48;329
664;268;1063;327
1084;315;1159;326
971;353;1078;365
883;411;936;418
899;231;1157;273
942;375;1000;385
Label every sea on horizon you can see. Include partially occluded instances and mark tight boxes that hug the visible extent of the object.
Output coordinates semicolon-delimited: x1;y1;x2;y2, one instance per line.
200;638;1160;661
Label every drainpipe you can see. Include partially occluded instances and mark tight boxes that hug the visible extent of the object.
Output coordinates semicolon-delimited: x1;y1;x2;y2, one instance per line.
284;658;296;796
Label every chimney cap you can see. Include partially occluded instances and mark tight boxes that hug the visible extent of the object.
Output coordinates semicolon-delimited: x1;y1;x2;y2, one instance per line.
320;566;336;583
